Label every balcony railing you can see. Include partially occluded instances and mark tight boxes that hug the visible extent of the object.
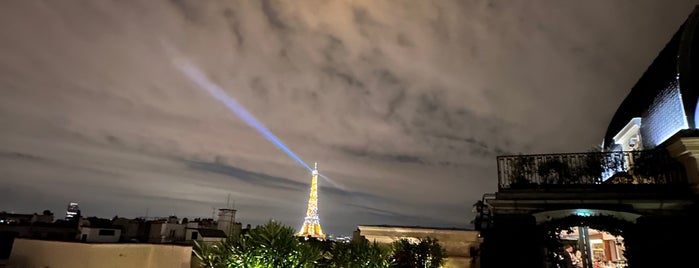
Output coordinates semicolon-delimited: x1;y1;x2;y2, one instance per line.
497;149;686;190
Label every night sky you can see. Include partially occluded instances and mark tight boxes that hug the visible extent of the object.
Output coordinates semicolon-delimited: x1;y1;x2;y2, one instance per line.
1;1;697;236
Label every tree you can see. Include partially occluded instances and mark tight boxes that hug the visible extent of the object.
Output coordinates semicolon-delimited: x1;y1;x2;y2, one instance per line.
390;238;445;268
193;220;323;268
327;239;391;268
509;154;535;186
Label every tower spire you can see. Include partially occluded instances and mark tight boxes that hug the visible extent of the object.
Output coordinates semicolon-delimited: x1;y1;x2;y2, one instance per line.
297;161;325;240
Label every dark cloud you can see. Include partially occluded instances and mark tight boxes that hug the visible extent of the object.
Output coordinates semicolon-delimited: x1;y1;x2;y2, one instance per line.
347;204;433;224
222;8;245;48
352;7;381;39
169;0;201;23
0;151;44;162
346;203;464;228
260;0;288;31
336;146;425;164
188;160;306;192
322;66;366;89
189;159;389;202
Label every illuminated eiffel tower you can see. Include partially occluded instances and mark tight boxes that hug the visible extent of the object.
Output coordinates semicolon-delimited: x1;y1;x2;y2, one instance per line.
297;162;326;239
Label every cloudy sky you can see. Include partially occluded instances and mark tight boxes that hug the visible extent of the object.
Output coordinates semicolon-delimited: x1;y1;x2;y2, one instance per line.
1;0;697;235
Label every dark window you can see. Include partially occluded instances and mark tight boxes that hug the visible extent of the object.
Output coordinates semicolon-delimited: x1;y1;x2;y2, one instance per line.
191;232;198;240
98;229;116;236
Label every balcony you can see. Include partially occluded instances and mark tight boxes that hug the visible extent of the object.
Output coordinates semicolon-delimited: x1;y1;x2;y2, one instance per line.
497;149;687;190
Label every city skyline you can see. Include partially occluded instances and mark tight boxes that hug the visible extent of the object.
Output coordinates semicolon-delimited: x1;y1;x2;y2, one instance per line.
1;1;698;235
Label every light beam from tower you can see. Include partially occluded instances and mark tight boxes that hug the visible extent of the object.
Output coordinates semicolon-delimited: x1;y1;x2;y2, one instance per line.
297;162;325;240
173;58;312;173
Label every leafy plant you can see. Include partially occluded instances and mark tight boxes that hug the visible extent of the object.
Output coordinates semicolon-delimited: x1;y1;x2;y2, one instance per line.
537;158;572;184
631;149;684;184
327;239;391;268
193;220;323;268
390;238;445;268
509;154;535;186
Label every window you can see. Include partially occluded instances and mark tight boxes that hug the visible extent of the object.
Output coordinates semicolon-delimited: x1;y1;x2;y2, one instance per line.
191;232;198;240
98;229;116;236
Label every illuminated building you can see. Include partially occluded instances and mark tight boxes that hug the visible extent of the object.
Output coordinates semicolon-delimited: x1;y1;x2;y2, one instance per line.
475;6;699;267
603;5;699;151
65;202;80;221
297;162;325;239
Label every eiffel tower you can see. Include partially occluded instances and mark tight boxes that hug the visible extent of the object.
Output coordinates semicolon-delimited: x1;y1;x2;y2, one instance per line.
297;162;326;239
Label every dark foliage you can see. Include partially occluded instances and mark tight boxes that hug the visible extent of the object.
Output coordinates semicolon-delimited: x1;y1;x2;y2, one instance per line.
390;238;445;268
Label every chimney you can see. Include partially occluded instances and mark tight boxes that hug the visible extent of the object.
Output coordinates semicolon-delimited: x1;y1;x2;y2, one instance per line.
217;208;236;236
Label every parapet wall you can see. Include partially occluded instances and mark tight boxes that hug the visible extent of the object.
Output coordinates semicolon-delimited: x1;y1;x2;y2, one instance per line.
357;225;481;268
8;238;192;268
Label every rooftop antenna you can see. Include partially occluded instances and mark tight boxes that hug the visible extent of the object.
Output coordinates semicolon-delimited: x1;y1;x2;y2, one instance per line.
227;193;231;209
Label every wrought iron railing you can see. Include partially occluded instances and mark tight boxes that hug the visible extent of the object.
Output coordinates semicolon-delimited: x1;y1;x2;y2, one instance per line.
497;149;686;190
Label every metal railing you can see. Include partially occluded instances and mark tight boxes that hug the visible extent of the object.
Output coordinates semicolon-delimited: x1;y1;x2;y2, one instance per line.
497;149;686;190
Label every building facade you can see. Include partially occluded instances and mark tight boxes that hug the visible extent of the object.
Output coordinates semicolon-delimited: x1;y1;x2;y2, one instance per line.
356;225;481;268
475;6;699;268
79;226;122;243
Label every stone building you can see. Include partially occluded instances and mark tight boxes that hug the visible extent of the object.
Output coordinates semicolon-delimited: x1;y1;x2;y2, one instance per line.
475;6;699;268
356;225;481;268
